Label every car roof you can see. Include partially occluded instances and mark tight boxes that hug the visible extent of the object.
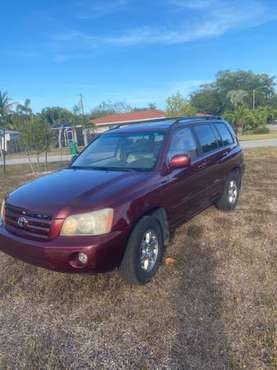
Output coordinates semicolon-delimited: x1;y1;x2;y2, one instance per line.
103;116;225;134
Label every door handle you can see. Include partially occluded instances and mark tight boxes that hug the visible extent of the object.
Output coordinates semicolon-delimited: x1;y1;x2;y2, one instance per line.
217;152;229;164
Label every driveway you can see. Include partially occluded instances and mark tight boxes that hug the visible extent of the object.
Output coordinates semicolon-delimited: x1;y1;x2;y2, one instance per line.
1;139;277;166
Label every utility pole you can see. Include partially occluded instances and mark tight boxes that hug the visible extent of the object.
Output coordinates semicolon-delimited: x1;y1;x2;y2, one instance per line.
252;89;256;111
3;127;6;174
80;94;85;115
79;93;88;146
0;128;6;174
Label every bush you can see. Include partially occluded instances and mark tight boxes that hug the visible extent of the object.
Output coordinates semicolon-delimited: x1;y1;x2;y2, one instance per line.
253;127;270;134
224;106;274;134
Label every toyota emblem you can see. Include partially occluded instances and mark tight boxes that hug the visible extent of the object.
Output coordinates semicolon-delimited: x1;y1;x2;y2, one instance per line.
17;216;28;228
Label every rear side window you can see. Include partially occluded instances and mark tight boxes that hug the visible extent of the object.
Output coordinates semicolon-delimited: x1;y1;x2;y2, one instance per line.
193;124;218;154
215;123;234;146
168;127;198;161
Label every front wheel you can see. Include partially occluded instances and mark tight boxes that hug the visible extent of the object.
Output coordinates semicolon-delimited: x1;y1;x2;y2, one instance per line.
119;216;164;285
216;171;241;211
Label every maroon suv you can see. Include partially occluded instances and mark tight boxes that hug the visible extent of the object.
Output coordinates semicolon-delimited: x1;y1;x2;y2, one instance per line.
0;116;244;284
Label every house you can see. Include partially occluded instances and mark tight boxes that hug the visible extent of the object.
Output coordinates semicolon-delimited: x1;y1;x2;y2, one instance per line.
0;129;20;155
51;124;93;148
90;110;167;133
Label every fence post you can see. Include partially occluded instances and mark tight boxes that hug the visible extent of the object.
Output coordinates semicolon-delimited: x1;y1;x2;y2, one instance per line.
3;128;6;174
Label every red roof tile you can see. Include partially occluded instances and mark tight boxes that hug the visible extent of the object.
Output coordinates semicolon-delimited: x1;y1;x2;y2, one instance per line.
91;110;166;126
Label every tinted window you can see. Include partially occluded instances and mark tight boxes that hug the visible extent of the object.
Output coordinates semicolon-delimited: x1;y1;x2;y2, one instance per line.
168;128;198;161
211;124;222;147
193;124;218;154
215;123;234;146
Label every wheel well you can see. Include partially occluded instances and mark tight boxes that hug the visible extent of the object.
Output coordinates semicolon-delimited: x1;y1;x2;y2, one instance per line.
231;166;241;187
129;208;170;246
232;166;240;175
146;208;170;246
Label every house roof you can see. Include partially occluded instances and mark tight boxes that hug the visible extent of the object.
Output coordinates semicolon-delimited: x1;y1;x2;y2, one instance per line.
91;110;166;126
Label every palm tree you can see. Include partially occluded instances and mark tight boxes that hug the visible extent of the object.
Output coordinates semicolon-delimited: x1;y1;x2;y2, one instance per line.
224;105;253;134
16;98;32;116
227;89;248;108
0;91;14;124
0;91;15;160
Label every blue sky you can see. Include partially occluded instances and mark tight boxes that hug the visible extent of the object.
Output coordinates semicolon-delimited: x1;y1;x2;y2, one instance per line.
1;0;277;113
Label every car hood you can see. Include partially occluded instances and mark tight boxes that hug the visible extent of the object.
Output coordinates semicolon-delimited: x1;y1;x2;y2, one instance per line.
6;168;149;217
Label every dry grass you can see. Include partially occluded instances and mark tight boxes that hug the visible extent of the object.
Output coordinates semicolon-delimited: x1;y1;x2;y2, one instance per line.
0;149;276;370
239;131;277;141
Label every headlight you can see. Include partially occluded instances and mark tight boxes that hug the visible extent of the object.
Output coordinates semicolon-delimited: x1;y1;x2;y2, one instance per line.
0;199;5;225
60;208;113;236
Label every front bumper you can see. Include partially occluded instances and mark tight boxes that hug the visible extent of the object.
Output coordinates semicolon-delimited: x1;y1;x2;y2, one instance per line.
0;225;127;273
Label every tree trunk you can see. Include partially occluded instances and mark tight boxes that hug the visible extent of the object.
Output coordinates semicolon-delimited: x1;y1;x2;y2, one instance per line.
26;151;35;174
44;151;48;172
58;128;62;149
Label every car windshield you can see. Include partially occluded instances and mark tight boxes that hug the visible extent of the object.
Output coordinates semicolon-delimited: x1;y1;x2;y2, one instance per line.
71;131;165;171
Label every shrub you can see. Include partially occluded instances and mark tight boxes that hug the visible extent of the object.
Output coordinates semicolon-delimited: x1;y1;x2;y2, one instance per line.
253;127;270;134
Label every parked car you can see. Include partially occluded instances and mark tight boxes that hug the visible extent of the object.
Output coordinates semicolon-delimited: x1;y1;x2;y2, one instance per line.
0;116;244;284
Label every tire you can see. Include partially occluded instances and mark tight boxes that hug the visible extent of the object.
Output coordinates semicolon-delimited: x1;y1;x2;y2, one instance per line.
216;170;241;211
119;216;164;285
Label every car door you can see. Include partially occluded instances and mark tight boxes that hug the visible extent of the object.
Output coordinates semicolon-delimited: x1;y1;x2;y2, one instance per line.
162;126;208;225
213;122;237;184
192;123;223;202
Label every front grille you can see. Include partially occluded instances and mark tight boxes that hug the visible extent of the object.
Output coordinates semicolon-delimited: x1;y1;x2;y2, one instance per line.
4;204;52;241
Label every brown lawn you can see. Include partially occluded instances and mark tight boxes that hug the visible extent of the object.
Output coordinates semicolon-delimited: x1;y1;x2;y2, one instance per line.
0;149;276;370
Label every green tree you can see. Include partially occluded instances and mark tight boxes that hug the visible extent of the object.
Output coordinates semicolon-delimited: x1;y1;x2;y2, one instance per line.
31;117;53;165
132;103;158;111
190;88;224;115
40;107;74;126
0;91;14;128
191;70;276;114
166;92;196;117
223;106;252;133
90;100;132;118
216;70;275;109
223;106;272;133
17;113;53;172
0;91;13;117
227;89;248;108
16;99;32;116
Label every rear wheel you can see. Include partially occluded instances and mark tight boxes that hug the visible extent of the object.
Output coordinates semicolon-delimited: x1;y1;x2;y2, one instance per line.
216;171;241;211
119;216;164;285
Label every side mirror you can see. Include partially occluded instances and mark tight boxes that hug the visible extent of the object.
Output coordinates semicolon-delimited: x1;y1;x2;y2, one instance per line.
169;154;191;170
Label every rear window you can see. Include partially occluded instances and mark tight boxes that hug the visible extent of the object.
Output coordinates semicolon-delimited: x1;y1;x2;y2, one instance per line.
215;123;234;146
193;124;218;154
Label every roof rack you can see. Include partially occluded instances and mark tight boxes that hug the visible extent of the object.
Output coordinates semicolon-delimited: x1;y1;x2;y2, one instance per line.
107;115;223;131
175;115;223;122
107;116;177;130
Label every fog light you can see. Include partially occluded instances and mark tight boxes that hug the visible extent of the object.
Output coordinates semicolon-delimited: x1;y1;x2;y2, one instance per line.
78;252;88;264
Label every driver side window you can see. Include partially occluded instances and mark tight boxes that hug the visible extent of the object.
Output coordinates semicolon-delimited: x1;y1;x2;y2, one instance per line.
168;127;198;161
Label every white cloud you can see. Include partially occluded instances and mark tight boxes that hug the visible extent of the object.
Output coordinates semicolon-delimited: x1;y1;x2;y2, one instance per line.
53;1;277;53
